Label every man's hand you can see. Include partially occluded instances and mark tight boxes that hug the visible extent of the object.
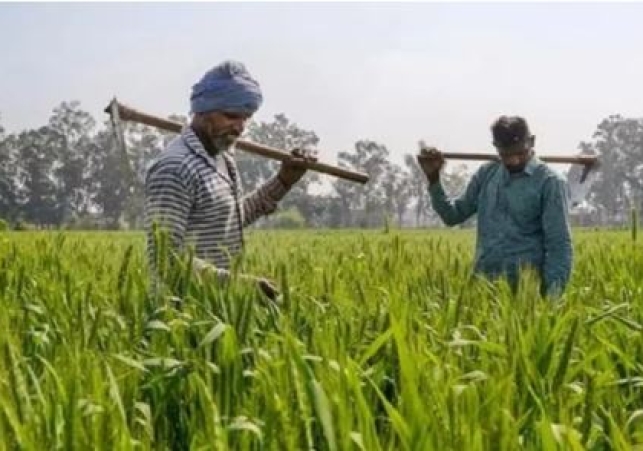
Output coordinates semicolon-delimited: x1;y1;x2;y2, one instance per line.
417;147;445;185
277;148;318;188
199;265;281;302
254;277;279;301
238;274;280;302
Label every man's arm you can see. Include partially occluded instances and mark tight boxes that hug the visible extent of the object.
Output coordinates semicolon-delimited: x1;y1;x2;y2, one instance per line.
428;169;483;226
234;148;315;227
240;175;290;227
541;176;573;297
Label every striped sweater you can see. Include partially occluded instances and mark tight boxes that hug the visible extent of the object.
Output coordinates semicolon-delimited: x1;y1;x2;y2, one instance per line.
144;127;289;280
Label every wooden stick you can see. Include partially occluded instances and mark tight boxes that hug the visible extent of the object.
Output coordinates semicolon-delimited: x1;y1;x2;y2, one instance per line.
439;151;598;167
104;98;369;184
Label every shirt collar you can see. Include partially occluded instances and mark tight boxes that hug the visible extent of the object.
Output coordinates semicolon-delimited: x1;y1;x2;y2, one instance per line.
182;126;213;160
181;126;235;185
523;155;540;175
500;154;541;179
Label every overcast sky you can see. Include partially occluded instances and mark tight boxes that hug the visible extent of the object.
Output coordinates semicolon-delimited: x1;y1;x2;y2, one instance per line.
1;2;642;169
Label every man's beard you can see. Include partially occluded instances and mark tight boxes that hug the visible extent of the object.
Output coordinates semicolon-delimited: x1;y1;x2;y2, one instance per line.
210;133;239;153
506;164;526;174
202;125;240;155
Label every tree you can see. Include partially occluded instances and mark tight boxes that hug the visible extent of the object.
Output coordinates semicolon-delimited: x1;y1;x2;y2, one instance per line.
242;114;320;225
47;101;97;222
14;127;60;226
382;163;412;226
0;119;18;222
575;115;643;225
333;140;391;227
89;126;130;228
404;154;430;227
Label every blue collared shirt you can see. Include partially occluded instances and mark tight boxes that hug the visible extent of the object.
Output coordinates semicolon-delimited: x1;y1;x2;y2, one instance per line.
428;156;573;296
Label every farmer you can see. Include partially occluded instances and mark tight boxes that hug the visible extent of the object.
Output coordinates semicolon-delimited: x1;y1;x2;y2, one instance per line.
144;60;316;299
418;115;573;297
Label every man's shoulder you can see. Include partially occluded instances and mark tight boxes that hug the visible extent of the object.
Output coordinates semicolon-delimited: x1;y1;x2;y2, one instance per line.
156;136;192;162
146;137;197;178
532;158;567;184
530;160;570;205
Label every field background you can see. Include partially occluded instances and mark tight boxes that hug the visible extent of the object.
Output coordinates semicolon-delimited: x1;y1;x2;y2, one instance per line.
1;228;643;450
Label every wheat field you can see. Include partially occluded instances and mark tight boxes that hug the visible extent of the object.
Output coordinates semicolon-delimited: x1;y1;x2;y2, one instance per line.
1;228;642;450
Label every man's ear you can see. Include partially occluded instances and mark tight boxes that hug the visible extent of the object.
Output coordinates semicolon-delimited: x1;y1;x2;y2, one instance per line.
527;135;536;149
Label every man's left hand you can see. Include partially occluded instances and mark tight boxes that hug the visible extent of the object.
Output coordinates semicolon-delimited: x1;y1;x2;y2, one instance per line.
277;148;318;188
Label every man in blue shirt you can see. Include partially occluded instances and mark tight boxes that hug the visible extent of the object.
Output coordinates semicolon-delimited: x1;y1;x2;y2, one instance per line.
418;116;573;297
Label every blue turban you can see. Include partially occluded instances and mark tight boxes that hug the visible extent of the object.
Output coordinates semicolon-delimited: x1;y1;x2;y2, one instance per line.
190;60;263;115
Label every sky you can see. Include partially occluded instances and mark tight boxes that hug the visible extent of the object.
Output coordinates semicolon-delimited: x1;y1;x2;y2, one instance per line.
1;1;643;172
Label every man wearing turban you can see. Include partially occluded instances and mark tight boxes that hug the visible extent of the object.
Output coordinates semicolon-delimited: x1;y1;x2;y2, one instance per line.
144;60;316;300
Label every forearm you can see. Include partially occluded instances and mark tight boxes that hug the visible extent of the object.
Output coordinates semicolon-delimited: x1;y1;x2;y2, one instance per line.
241;175;290;226
428;180;472;226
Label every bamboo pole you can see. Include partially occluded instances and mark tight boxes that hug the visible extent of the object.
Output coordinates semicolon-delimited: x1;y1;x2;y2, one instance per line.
439;151;598;167
104;98;370;184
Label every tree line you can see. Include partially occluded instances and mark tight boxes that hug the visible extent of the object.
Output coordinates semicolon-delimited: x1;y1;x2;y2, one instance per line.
0;101;639;230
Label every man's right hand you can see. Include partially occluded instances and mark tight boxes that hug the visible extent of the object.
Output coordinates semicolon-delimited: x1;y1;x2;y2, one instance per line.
417;147;445;185
254;277;279;301
238;274;280;302
203;268;279;301
198;265;280;302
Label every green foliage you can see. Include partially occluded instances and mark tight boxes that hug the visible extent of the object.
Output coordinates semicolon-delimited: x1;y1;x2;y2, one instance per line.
5;99;642;230
267;208;306;229
576;116;643;225
13;220;36;231
631;207;638;242
1;229;643;449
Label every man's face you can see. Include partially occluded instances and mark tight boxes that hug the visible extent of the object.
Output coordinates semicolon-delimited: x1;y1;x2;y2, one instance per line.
495;136;535;173
200;111;251;152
